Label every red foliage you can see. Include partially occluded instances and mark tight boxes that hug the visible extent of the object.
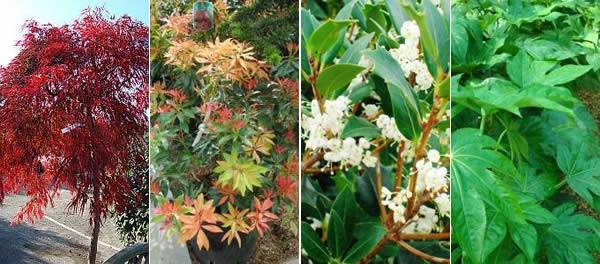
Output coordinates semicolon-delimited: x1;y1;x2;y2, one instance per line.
276;176;298;202
0;9;148;225
247;197;278;238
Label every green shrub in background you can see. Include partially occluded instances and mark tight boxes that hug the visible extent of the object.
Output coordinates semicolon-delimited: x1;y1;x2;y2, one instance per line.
218;0;298;65
111;147;149;245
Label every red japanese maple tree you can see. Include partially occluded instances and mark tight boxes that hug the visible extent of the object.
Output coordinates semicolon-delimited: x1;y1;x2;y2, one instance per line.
0;8;148;263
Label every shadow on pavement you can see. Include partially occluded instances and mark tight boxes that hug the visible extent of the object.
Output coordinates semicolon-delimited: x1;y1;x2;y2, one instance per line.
0;218;88;264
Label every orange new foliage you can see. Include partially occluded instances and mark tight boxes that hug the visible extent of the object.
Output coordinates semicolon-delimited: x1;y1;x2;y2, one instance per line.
161;13;192;39
196;38;269;84
177;194;223;251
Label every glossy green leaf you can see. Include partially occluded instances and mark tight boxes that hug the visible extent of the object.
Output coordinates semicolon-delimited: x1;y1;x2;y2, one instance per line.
452;166;487;263
327;210;348;258
340;115;381;139
301;222;331;262
451;129;527;262
363;4;388;34
483;211;507;258
507;50;530;88
336;0;358;20
363;47;421;138
301;8;320;40
331;187;358;235
421;0;449;70
308;20;353;56
508;221;537;261
542;65;592;86
345;81;374;103
384;0;409;33
315;64;365;99
356;166;394;216
556;143;600;207
388;83;422;140
342;222;386;263
542;204;600;264
521;201;557;224
339;33;374;64
301;36;311;75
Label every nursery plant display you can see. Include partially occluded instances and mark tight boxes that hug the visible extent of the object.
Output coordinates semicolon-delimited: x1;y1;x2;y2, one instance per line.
0;8;149;264
451;1;600;263
301;0;450;263
149;0;299;263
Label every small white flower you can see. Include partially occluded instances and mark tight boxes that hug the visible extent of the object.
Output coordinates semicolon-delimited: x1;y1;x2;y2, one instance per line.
358;54;373;69
381;187;392;200
358;138;371;149
362;104;379;118
362;151;377;167
427;149;441;163
348;75;364;90
434;193;450;217
401;21;420;45
307;217;323;230
376;114;405;142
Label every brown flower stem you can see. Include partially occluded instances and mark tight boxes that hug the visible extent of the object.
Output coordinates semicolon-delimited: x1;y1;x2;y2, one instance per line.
400;232;449;240
359;236;389;264
372;140;389;155
393;239;450;264
347;23;356;42
352;101;361;114
405;95;444;217
376;158;389;223
303;166;339;174
392;141;406;192
301;151;324;171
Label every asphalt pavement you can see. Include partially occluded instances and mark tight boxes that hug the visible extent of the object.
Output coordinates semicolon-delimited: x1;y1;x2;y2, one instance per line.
0;190;122;264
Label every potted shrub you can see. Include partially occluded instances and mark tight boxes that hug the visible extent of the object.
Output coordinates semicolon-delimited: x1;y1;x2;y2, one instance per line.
149;1;299;262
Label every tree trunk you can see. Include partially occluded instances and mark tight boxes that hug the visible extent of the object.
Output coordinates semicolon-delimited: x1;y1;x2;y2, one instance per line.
88;187;101;264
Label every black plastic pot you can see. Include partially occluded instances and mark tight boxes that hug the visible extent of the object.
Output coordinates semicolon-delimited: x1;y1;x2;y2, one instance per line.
187;230;258;264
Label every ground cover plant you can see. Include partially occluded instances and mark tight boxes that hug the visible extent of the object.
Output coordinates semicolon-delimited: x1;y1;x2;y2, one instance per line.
0;8;149;264
451;0;600;263
149;0;299;262
301;0;451;263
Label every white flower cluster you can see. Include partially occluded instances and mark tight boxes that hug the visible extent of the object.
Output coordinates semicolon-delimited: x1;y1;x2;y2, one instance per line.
302;96;377;169
379;149;449;233
323;137;377;168
415;149;448;194
404;205;442;233
381;187;449;228
375;114;405;142
303;96;350;149
362;103;379;118
381;186;411;223
389;21;434;92
375;113;415;162
434;192;450;217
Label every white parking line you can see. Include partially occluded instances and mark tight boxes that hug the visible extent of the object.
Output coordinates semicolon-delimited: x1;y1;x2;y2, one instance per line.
43;215;122;252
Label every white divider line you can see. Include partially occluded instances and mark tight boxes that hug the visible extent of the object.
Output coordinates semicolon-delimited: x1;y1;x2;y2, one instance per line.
43;215;121;252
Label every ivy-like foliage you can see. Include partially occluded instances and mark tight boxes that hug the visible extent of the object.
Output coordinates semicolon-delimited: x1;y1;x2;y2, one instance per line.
451;1;600;263
301;0;451;263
